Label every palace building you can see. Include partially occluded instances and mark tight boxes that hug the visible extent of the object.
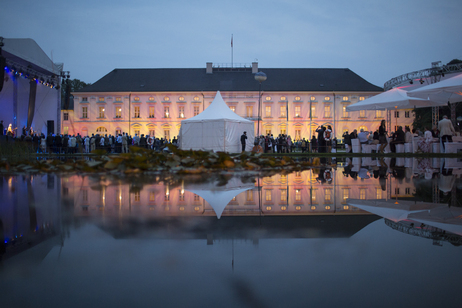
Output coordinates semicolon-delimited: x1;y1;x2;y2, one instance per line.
66;62;414;141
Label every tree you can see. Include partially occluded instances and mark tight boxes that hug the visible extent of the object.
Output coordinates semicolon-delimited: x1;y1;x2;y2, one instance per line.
61;78;90;109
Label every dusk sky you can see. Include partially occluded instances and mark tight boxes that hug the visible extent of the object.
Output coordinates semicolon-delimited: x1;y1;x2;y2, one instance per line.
1;0;461;88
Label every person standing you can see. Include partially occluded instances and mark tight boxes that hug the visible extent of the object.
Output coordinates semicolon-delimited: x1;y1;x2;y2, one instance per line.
122;132;128;153
438;115;455;149
378;120;387;153
323;125;333;153
316;126;326;153
240;131;247;152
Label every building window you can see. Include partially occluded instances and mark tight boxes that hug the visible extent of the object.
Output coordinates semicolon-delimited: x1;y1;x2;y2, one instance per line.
134;129;140;136
280;96;287;101
149;96;155;101
149;129;155;137
266;128;272;135
265;106;272;117
178;96;185;101
343;96;349;101
98;107;105;118
134;106;140;118
395;111;400;118
342;106;349;118
164;130;170;141
280;189;287;202
115;106;122;118
115;97;122;102
98;97;105;102
376;188;382;199
163;96;170;102
149;106;155;118
359;125;368;132
134;191;140;202
179;189;185;201
295;129;301;140
228;105;236;113
295;189;301;201
178;106;185;118
360;188;366;200
193;96;200;101
246;190;254;202
133;97;140;102
359;110;366;118
324;96;330;101
246;106;253;117
324;189;332;202
324;105;331;118
82;107;88;119
265;96;272;101
115;128;122;136
265;190;272;201
164;106;170;118
310;96;316;101
405;111;410;118
343;188;350;203
359;96;365;101
63;126;68;134
295;106;301;117
280;105;286;118
82;97;88;102
63;112;69;121
395;188;400;195
376;110;383;118
295;96;301;101
311;105;316;118
82;189;88;203
311;190;317;204
194;106;200;116
96;127;107;133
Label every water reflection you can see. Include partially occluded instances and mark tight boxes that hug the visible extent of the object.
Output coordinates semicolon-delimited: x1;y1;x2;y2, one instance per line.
1;157;461;260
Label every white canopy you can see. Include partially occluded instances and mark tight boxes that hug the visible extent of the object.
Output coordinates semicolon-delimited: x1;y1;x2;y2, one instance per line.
408;73;462;104
346;87;443;111
179;91;255;152
185;177;254;219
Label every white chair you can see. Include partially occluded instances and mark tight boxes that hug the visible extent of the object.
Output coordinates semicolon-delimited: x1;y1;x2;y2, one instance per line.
404;143;412;153
396;144;404;153
351;138;361;153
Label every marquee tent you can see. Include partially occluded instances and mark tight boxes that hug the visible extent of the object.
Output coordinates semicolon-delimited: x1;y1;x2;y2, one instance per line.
408;73;462;104
179;91;254;152
345;87;444;112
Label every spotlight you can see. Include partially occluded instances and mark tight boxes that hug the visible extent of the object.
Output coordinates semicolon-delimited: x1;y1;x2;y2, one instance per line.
442;73;445;77
419;78;424;84
409;80;413;84
40;78;44;84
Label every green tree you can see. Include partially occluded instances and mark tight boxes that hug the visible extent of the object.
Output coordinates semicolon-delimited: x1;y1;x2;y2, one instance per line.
61;78;90;109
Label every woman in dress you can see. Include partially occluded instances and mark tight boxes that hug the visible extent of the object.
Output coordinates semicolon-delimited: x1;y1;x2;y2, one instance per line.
378;120;388;153
417;127;433;153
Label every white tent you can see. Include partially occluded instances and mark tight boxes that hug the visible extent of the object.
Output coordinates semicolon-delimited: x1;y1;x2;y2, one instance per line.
185;177;254;219
408;73;462;104
179;91;255;152
346;87;444;112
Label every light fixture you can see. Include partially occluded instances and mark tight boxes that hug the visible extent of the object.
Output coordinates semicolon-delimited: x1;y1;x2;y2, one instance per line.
409;80;413;84
420;78;424;84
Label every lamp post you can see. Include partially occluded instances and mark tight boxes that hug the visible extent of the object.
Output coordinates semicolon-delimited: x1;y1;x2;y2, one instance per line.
255;71;267;137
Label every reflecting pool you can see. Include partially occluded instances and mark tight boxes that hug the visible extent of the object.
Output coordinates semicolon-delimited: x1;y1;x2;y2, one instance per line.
1;157;462;308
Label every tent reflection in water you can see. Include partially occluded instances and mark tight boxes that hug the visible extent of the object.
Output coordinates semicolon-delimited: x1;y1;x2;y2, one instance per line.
179;91;255;152
348;199;462;236
185;177;254;219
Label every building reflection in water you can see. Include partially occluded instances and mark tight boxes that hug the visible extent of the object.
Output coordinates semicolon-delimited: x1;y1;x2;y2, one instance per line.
1;157;461;261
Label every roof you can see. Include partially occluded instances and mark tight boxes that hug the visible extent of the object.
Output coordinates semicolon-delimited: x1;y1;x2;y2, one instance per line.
182;91;252;123
76;67;383;93
2;38;63;76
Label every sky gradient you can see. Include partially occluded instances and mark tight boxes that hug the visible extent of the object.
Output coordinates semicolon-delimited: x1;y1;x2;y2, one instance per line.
1;0;461;88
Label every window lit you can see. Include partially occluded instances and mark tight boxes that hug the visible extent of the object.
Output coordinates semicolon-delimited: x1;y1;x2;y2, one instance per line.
164;106;170;118
342;106;349;118
179;106;185;118
310;205;316;210
376;110;383;118
179;189;185;201
343;205;349;210
280;96;286;101
164;130;170;141
295;129;301;140
163;96;170;101
295;106;301;117
343;188;349;202
295;96;301;101
343;96;349;101
376;188;382;199
324;105;331;118
280;206;287;211
116;107;122;118
178;96;185;101
295;189;301;201
149;129;155;137
359;96;365;101
295;206;301;211
194;106;200;116
265;106;272;117
149;106;155;118
193;96;200;101
149;96;155;101
266;206;272;211
246;106;253;117
310;96;316;101
96;127;107;133
98;97;105;102
359;125;367;132
98;107;105;118
311;105;316;117
359;110;366;118
325;205;331;210
115;97;122;101
324;189;332;202
360;188;366;200
265;96;272;101
134;106;140;118
324;96;330;101
280;189;287;202
133;97;140;101
134;129;140;136
280;105;286;118
134;191;140;202
265;190;272;201
246;190;254;202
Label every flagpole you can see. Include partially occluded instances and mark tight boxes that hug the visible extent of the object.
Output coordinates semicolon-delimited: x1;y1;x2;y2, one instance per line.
231;34;233;68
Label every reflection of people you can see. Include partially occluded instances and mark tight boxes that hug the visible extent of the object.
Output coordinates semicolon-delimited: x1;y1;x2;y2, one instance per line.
240;131;247;152
439;168;455;195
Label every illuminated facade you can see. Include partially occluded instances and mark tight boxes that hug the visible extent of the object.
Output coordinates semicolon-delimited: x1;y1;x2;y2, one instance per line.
65;63;414;141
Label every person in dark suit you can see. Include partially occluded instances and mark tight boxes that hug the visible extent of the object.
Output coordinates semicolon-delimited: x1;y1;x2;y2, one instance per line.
240;131;247;152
